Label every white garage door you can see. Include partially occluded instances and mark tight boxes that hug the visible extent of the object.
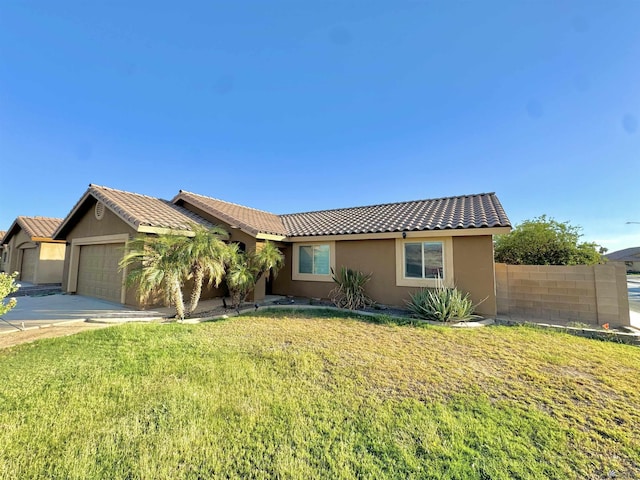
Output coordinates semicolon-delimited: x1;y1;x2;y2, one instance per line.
77;243;124;303
20;248;38;283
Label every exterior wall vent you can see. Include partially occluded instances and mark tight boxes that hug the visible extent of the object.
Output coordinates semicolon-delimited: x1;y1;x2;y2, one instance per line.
95;201;106;220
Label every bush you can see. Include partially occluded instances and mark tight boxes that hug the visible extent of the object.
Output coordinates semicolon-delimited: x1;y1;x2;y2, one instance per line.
406;282;479;322
0;272;19;317
329;267;374;310
494;215;603;265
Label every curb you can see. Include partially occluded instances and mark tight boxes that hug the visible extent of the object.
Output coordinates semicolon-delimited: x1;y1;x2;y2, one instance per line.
0;318;88;335
86;316;165;324
496;318;640;346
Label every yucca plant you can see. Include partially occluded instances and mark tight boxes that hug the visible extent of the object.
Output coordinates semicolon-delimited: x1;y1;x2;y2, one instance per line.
329;267;374;310
406;280;480;322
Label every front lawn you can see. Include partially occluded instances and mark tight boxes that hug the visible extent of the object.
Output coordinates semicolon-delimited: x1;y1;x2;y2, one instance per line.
1;310;639;479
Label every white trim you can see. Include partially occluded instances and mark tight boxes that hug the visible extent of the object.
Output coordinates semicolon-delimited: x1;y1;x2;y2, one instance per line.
256;233;287;241
292;241;336;282
395;237;454;288
286;227;510;243
68;234;130;304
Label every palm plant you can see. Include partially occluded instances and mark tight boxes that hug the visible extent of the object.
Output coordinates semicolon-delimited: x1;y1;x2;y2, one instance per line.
184;225;228;314
224;241;284;311
119;234;190;319
253;240;285;283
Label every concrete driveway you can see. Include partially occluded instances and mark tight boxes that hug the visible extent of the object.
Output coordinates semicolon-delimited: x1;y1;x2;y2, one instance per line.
0;294;164;333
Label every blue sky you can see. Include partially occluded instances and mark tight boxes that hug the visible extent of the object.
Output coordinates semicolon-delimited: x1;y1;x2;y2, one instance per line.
1;1;638;251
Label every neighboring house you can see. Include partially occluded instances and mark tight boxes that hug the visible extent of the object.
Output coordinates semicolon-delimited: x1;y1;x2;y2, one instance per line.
605;247;640;273
1;217;65;284
55;185;512;316
52;184;220;305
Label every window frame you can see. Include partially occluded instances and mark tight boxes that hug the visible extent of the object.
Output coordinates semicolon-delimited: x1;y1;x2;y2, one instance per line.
292;241;335;282
395;237;454;287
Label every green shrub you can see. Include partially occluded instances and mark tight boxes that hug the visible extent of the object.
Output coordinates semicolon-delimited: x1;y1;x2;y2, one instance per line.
0;272;19;316
406;281;479;322
329;267;374;310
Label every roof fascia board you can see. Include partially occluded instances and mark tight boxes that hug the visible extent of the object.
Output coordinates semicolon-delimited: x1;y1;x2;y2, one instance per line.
31;237;66;243
137;226;196;237
256;233;288;241
285;227;511;243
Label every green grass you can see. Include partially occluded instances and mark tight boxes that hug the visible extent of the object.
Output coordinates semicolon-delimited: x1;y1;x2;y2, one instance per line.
1;310;639;479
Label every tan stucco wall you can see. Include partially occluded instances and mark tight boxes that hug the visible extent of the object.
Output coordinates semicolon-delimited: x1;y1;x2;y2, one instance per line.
495;262;630;327
273;235;498;316
452;236;497;317
35;242;66;284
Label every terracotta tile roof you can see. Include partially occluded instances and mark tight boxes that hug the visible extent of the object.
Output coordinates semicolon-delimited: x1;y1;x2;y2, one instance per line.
54;185;216;238
173;191;287;237
281;193;511;237
18;216;64;238
2;217;63;243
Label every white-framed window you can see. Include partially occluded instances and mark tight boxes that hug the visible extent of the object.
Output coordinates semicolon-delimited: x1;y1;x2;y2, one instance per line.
292;241;335;282
395;237;453;287
299;244;330;275
404;241;443;279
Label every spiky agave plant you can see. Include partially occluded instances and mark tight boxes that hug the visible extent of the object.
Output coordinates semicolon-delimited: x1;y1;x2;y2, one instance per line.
329;266;374;310
406;279;480;322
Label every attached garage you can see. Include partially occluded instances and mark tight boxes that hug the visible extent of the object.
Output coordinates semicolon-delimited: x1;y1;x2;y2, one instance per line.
20;247;38;282
76;243;124;303
55;185;217;306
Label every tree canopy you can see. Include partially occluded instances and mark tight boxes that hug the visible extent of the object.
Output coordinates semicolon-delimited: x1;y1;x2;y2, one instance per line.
494;215;603;266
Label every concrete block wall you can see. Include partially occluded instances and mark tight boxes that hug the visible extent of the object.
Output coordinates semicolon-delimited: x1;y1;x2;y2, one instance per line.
495;262;630;327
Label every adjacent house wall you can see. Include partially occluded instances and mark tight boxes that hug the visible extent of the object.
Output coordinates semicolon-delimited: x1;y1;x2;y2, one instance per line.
35;242;65;284
495;262;630;327
273;234;498;317
2;229;64;284
5;229;33;275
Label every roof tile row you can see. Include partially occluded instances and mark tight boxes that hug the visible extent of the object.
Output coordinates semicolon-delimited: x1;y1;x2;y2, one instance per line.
10;185;510;242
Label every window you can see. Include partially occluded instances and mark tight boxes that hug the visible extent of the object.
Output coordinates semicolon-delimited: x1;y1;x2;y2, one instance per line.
299;245;330;275
395;237;453;287
404;242;443;279
292;242;335;282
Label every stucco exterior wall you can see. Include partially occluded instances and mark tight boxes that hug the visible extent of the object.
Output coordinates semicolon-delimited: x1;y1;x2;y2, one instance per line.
273;235;498;316
452;236;497;317
36;243;66;284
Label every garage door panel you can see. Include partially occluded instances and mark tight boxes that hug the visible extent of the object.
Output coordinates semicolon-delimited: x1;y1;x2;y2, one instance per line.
20;248;37;283
77;243;124;303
